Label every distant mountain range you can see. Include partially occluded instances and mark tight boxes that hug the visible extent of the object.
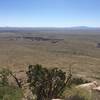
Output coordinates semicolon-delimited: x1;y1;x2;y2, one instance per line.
0;26;100;30
0;26;100;34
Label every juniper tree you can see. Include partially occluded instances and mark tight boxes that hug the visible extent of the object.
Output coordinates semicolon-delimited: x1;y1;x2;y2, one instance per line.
27;64;72;100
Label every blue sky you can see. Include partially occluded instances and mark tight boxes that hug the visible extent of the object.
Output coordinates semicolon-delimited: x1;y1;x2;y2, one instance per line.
0;0;100;27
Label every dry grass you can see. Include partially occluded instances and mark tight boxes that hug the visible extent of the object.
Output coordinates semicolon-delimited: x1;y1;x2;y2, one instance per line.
0;33;100;82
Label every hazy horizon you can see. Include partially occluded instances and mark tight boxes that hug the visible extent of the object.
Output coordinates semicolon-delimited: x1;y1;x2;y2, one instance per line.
0;26;100;28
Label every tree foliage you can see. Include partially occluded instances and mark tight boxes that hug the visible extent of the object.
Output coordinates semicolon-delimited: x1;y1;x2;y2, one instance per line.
0;68;23;100
26;64;72;100
0;68;10;86
0;68;22;88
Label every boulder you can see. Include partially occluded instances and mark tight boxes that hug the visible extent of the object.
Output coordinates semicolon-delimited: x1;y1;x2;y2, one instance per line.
76;81;98;91
92;86;100;100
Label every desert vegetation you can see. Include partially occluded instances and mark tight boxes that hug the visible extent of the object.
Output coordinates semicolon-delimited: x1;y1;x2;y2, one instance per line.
0;64;92;100
0;68;23;100
0;29;100;99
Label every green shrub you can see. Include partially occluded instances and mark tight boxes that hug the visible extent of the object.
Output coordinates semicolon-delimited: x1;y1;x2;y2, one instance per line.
26;64;72;100
70;77;90;85
0;68;23;100
0;68;10;86
64;87;91;100
0;86;23;100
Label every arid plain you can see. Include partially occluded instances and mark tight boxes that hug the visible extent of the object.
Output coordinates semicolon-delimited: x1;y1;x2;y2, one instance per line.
0;28;100;82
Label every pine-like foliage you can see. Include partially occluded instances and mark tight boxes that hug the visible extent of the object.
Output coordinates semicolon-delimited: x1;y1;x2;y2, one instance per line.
26;64;72;100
